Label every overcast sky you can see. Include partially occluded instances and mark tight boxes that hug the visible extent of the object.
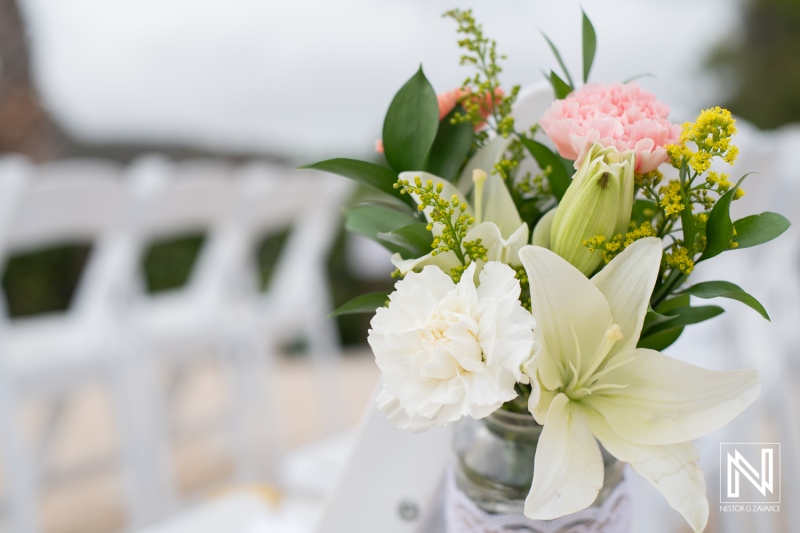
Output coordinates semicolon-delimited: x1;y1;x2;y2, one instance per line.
20;0;741;162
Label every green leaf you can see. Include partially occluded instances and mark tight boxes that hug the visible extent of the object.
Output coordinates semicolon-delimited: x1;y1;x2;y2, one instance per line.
547;70;573;99
581;10;597;83
699;175;747;262
644;304;725;337
518;135;571;201
732;212;791;249
632;199;658;226
329;291;389;318
345;205;418;254
643;308;679;331
301;158;413;208
382;67;440;172
376;223;433;259
541;32;574;87
637;326;684;351
426;105;474;182
678;280;770;320
622;72;655;84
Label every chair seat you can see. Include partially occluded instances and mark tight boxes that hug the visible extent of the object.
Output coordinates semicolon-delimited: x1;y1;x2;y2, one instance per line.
6;313;115;385
134;290;229;354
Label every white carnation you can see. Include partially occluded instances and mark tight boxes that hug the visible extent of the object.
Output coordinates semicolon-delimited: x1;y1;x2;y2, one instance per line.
368;261;536;432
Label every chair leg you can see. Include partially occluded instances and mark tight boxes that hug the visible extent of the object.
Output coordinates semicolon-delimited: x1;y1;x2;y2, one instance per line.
0;381;41;533
305;276;346;434
225;335;284;484
108;358;160;530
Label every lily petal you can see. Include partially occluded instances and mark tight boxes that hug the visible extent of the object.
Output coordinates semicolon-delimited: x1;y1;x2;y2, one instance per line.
591;237;662;353
525;393;604;519
588;348;761;445
531;208;556;248
585;409;708;533
465;222;529;266
519;245;612;391
482;171;523;238
390;250;461;277
456;136;511;192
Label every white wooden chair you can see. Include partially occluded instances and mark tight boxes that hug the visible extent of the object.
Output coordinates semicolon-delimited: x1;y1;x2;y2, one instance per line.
122;155;244;517
0;156;153;533
226;164;352;491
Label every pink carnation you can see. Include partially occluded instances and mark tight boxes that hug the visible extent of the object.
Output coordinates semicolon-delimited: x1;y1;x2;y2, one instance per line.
539;82;681;174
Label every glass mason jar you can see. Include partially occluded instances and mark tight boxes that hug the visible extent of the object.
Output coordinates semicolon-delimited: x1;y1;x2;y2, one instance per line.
453;409;624;515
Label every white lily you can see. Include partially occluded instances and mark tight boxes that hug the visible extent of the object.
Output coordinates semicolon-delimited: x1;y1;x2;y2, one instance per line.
391;169;528;275
518;237;760;532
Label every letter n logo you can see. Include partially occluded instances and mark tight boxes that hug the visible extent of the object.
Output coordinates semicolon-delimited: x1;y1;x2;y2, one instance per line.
720;443;780;504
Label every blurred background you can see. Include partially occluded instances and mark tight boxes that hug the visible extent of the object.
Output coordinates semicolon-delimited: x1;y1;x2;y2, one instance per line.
0;0;798;532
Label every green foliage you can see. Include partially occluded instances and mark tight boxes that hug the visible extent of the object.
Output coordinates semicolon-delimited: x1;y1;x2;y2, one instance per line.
732;212;791;249
518;135;571;201
443;8;520;144
345;204;417;240
699;176;745;261
548;71;573;99
300;158;413;208
329;291;389;318
678;281;769;320
376;223;434;259
582;10;598;83
426;105;474;182
382;67;440;172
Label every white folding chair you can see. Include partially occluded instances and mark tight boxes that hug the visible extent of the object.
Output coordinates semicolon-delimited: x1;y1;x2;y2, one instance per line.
0;156;153;533
123;155;247;517
225;165;352;492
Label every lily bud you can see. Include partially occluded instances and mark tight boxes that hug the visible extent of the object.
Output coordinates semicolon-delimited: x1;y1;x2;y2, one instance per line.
549;142;635;275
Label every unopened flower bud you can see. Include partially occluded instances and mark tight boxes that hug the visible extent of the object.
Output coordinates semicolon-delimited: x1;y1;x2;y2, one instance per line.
550;142;635;275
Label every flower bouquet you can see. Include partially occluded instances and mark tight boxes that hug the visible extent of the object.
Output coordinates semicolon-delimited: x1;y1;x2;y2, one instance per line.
305;9;790;533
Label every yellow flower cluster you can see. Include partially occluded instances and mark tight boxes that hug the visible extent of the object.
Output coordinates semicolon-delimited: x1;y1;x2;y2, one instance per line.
666;107;739;173
706;170;732;192
583;222;655;264
658;180;684;217
664;245;695;274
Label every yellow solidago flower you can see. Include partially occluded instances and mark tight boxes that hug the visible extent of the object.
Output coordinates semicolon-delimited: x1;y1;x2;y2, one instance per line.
665;245;695;274
658;180;684;217
666;107;739;171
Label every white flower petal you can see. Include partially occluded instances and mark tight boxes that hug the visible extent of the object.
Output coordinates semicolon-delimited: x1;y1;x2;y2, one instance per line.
370;260;534;430
376;387;438;433
482;172;523;239
465;222;529;266
390;250;460;277
584;410;708;533
518;245;612;391
456;136;511;192
588;348;761;445
524;393;604;520
531;208;556;248
591;237;662;353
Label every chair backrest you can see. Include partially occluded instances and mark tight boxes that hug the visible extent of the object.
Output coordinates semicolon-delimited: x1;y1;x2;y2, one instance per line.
232;164;352;302
0;156;127;321
0;158;124;255
124;155;238;295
